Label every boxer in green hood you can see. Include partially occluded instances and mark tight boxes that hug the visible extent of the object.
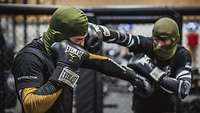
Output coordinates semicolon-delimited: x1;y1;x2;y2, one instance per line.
12;6;89;113
91;17;192;113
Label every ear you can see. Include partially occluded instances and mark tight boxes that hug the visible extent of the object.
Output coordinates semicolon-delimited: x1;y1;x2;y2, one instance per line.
173;37;179;44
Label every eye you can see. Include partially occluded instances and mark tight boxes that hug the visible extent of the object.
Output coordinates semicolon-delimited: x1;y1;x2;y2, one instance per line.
72;37;85;42
153;38;159;44
78;38;84;41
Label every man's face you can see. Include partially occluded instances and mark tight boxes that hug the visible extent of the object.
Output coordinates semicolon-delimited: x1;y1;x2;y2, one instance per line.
153;37;173;48
69;36;85;46
153;36;177;60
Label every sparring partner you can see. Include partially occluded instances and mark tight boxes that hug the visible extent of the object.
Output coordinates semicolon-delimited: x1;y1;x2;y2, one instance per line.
90;17;192;113
12;6;153;113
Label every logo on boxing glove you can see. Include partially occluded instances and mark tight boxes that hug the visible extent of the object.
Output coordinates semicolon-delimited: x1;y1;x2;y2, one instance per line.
135;55;153;68
65;45;85;61
59;67;79;88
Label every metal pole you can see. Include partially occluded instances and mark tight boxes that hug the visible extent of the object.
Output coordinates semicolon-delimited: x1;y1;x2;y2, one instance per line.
12;0;17;48
23;0;28;44
36;0;40;37
1;4;200;16
166;6;183;44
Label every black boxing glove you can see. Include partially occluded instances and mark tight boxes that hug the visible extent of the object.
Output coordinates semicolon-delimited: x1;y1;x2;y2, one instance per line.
84;23;103;53
132;74;155;98
50;40;89;88
123;66;155;98
127;54;166;82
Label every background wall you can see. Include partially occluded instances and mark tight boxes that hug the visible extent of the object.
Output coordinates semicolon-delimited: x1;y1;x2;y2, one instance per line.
7;0;200;6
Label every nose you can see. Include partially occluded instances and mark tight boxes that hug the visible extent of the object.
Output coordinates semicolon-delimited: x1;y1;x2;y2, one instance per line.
156;40;165;47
